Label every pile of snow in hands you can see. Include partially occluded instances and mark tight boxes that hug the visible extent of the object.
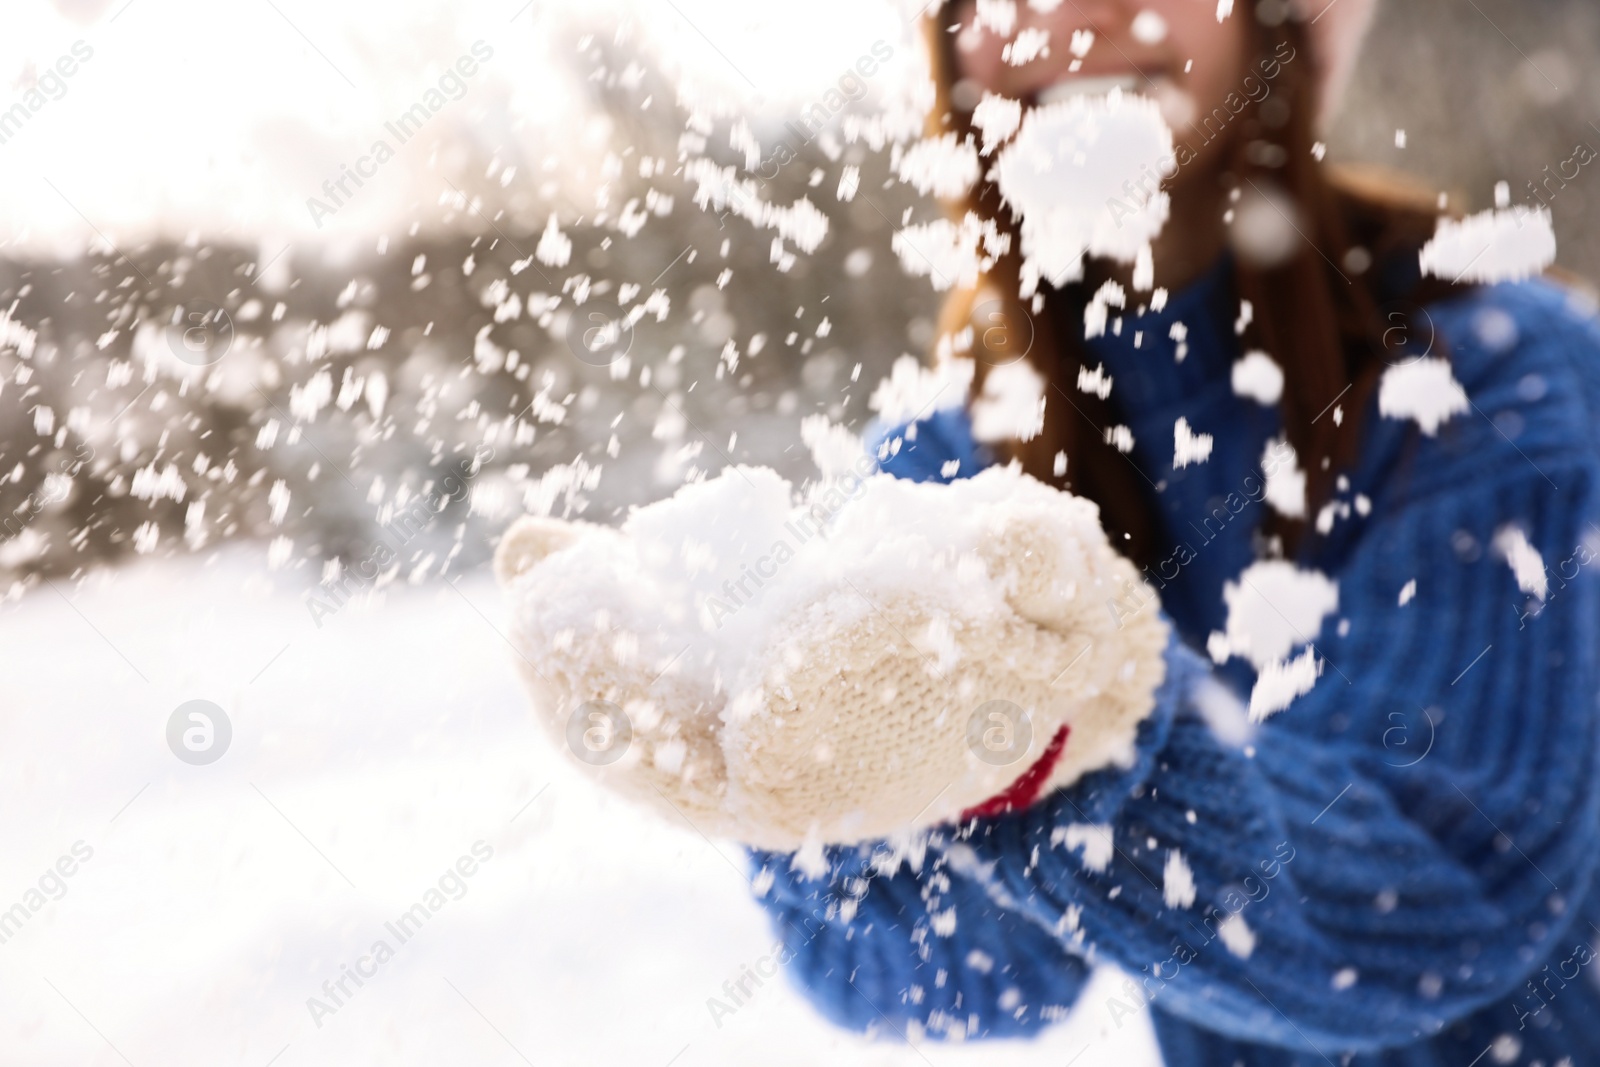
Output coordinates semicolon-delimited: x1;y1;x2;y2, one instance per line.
498;461;1171;851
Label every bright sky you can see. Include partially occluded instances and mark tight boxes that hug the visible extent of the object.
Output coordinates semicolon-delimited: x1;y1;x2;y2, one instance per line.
0;0;919;249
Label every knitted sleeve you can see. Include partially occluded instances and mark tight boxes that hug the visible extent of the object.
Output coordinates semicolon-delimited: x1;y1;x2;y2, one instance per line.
752;451;1600;1050
747;285;1600;1050
747;837;1095;1039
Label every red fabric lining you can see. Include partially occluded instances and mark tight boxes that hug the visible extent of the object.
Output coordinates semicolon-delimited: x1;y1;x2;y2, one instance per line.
959;724;1071;822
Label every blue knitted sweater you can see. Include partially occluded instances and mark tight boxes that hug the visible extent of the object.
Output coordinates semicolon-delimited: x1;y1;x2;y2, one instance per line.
748;255;1600;1065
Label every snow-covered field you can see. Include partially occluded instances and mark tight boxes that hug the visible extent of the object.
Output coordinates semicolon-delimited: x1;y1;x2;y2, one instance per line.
0;551;1159;1066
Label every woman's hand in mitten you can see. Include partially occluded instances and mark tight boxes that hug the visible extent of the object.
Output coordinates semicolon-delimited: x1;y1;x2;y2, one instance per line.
495;466;1169;853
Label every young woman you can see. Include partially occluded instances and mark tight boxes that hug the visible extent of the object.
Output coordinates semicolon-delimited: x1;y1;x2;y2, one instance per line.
749;1;1600;1062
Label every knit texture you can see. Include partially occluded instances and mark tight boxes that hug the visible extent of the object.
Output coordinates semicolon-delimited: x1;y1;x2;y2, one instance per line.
748;257;1600;1062
496;466;1170;852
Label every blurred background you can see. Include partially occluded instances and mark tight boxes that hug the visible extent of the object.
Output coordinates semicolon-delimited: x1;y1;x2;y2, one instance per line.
1;0;1596;1063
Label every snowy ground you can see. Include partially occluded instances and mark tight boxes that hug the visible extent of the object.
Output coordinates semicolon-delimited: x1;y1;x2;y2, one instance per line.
0;550;1161;1066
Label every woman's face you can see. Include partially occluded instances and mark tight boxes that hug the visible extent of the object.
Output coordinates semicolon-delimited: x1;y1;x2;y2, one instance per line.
949;0;1254;182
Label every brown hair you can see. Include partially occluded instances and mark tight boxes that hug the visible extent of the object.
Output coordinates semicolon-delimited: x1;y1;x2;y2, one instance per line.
923;7;1465;568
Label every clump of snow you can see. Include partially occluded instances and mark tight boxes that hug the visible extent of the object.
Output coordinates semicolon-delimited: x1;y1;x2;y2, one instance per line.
992;89;1174;291
893;212;1011;291
1214;558;1338;720
536;214;572;268
1052;823;1114;872
1003;27;1052;66
1249;645;1322;721
1231;350;1284;405
896;133;981;199
1378;358;1469;436
1217;912;1255;958
1078;362;1113;399
1315;496;1353;536
684;160;830;253
1233;301;1253;336
1084;278;1127;340
1262;437;1307;519
1210;560;1339;671
1133;242;1155;291
975;0;1019;36
1493;525;1548;599
789;834;831;880
837;165;860;201
972;92;1023;154
971;360;1047;443
1130;10;1167;44
867;354;974;426
1170;319;1189;361
1173;417;1213;469
799;415;867;479
1162;849;1196;908
1419;206;1556;284
0;306;39;357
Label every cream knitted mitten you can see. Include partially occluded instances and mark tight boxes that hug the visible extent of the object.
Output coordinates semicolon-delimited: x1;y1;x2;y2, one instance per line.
495;465;1169;852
